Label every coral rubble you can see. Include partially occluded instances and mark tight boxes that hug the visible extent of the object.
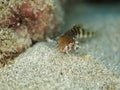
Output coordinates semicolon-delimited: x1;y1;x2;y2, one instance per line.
0;28;31;66
0;0;64;66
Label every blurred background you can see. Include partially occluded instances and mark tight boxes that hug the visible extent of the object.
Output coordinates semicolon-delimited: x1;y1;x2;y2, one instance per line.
62;0;120;72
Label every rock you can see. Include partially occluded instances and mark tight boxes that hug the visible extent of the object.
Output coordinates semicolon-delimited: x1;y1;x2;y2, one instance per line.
0;0;65;66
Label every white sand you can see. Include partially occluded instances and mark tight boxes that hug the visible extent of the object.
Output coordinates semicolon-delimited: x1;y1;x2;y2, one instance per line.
0;41;120;90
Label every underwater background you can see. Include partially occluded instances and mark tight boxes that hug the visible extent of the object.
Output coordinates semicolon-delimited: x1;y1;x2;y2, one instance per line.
0;0;120;90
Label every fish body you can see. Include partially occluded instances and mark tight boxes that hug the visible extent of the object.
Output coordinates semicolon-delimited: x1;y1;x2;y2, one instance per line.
57;24;95;53
71;24;94;40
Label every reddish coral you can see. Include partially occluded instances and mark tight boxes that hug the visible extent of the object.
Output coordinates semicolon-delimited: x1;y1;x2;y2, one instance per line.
1;0;63;40
0;0;64;66
19;3;36;20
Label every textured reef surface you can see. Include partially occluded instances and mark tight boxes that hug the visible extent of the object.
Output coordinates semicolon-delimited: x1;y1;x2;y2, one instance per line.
0;0;64;66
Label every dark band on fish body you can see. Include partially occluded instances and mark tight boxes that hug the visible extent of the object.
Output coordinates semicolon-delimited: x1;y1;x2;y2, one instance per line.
70;25;94;39
57;24;95;53
87;32;90;37
73;26;78;35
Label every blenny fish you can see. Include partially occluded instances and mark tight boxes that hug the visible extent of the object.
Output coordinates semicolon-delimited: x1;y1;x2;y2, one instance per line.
57;24;95;53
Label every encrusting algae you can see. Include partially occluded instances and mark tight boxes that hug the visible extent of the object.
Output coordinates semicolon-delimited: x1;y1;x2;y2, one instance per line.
0;28;31;67
0;0;65;67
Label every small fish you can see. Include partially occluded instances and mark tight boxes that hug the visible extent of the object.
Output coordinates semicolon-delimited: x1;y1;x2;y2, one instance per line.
57;24;95;53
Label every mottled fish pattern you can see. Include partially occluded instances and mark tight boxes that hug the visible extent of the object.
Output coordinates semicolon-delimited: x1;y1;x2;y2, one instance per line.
57;24;95;53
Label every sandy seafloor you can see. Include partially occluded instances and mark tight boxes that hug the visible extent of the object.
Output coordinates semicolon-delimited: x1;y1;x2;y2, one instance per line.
0;2;120;90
